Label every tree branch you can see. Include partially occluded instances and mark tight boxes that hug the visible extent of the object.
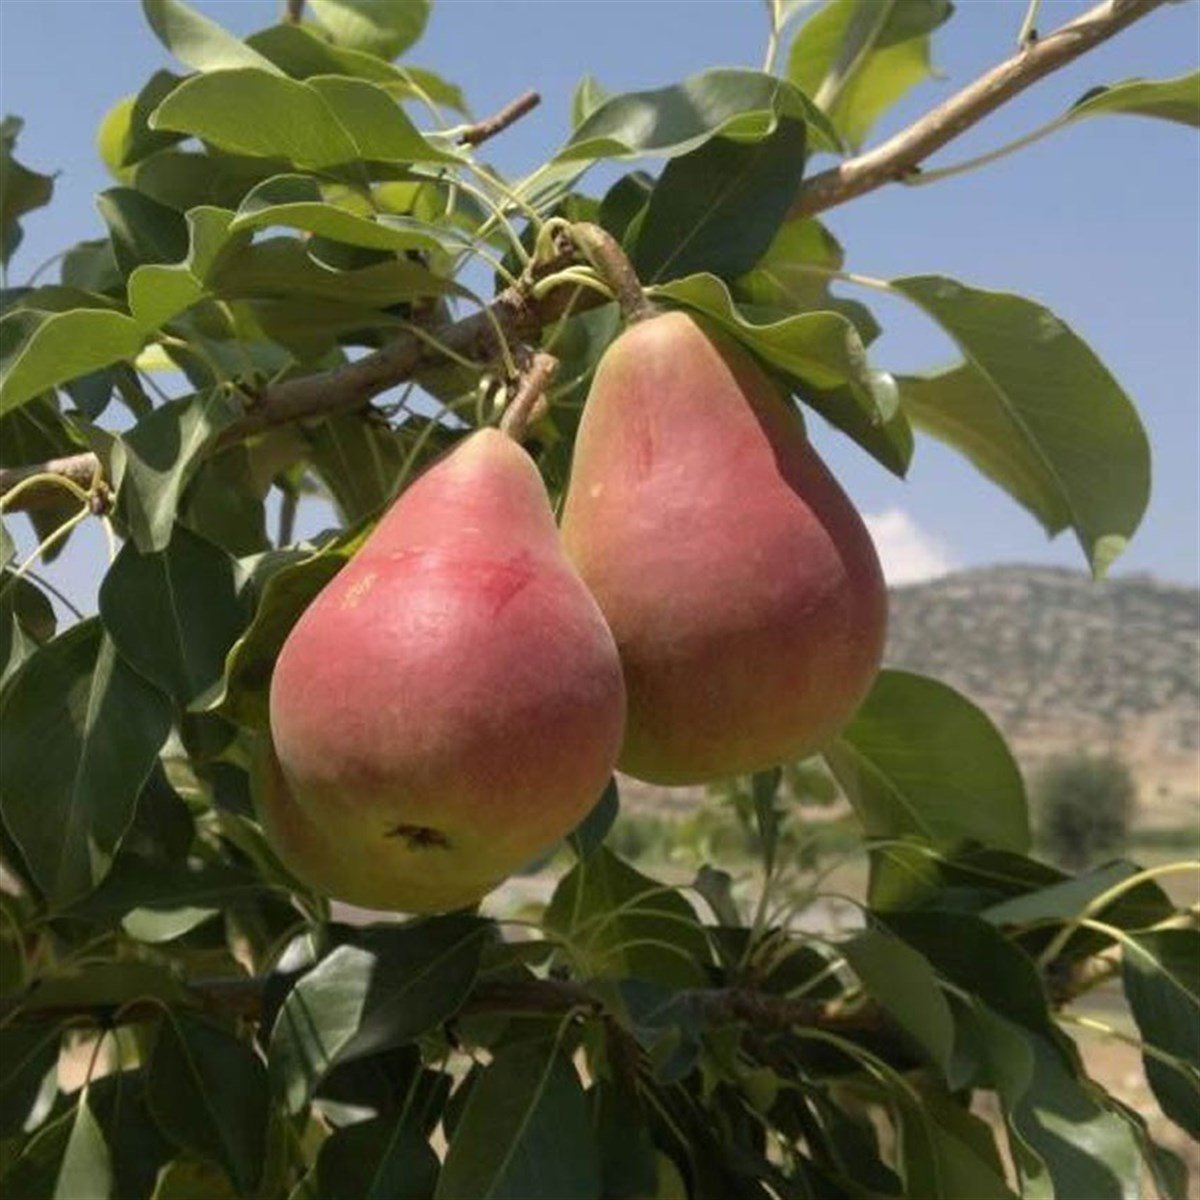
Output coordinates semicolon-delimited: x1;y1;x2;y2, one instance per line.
0;971;885;1038
282;0;305;25
457;90;541;147
791;0;1168;219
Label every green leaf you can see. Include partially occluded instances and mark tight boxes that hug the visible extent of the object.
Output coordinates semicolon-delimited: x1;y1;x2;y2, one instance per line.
632;116;806;285
309;0;432;61
100;525;247;707
982;860;1173;932
213;238;457;308
591;1080;658;1200
825;668;1030;854
893;276;1150;577
96;71;186;176
650;272;903;474
1069;71;1199;128
736;216;880;343
127;207;244;329
0;395;88;564
787;0;953;150
883;911;1057;1041
245;23;433;91
571;76;611;129
110;389;242;553
544;847;709;987
840;926;954;1074
90;1070;175;1200
314;1109;439;1200
141;0;280;74
0;620;172;907
1;116;55;268
1122;929;1200;1139
150;70;458;170
958;1006;1142;1199
133;149;286;213
231;174;469;255
567;778;619;860
0;307;143;418
0;1026;60;1137
305;413;406;523
208;532;363;728
269;916;487;1114
436;1037;600;1200
96;187;188;278
54;1094;113;1200
148;1011;270;1195
555;69;837;164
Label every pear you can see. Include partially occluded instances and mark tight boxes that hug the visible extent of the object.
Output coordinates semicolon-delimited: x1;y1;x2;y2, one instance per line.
263;429;626;913
561;311;886;785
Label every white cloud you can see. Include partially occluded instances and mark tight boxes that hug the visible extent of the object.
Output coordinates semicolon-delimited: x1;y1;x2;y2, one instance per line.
864;508;955;586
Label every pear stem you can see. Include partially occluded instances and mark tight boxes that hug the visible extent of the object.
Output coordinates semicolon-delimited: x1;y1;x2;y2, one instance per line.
568;223;655;324
499;350;559;442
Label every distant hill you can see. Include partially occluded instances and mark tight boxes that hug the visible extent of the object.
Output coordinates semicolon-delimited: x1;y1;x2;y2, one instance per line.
886;566;1200;824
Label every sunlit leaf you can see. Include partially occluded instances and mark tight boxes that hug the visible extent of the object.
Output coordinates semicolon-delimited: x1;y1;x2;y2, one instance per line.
787;0;953;150
826;669;1030;854
309;0;432;61
141;0;280;74
1069;70;1199;128
894;275;1150;577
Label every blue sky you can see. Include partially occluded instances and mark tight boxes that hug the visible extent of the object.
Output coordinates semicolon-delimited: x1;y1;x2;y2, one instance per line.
1;0;1197;607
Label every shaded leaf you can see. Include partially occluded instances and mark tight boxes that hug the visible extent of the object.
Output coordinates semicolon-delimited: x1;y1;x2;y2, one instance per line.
545;847;709;987
825;669;1030;854
100;524;247;706
0;620;172;906
90;1070;176;1200
96;187;188;277
314;1108;439;1200
269;916;487;1113
632;116;806;284
208;532;363;729
567;778;620;860
1122;929;1200;1139
110;389;242;553
148;1011;270;1195
436;1037;600;1200
0;1026;60;1137
840;926;954;1074
894;276;1150;577
1;116;55;268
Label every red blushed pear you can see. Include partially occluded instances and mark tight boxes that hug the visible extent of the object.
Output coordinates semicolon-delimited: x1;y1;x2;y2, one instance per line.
561;310;886;786
263;429;626;914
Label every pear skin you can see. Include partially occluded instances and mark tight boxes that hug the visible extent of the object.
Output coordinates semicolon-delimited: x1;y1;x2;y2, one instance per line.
561;311;886;785
264;429;625;913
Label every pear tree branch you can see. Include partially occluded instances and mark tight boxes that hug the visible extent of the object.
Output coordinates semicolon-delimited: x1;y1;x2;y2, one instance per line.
790;0;1168;218
0;0;1171;514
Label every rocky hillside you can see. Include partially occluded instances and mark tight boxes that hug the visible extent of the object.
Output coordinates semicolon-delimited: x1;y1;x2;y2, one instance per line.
886;566;1199;823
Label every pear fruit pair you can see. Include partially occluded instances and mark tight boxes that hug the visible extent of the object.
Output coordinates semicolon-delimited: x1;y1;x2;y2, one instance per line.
263;309;884;913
